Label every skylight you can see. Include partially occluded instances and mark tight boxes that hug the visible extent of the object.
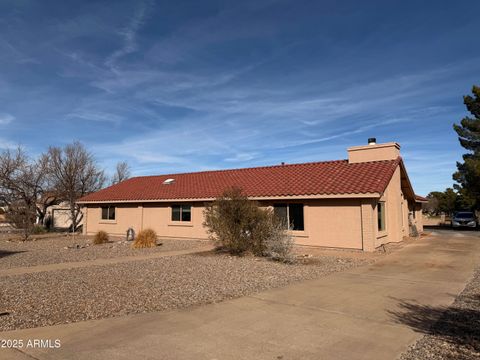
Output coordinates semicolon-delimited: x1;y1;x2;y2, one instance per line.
163;178;175;185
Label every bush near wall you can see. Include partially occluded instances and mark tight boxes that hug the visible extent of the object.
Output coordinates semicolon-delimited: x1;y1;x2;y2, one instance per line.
93;230;109;244
203;187;294;262
132;229;157;248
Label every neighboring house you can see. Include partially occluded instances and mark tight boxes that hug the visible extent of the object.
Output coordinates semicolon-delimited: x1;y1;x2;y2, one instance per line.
42;201;83;230
78;141;426;251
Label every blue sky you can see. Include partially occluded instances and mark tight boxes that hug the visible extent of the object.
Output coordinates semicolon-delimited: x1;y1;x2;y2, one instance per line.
0;0;479;195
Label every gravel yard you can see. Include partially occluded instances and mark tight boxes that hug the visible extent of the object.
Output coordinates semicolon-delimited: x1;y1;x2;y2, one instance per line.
400;267;480;360
0;234;207;269
0;252;372;331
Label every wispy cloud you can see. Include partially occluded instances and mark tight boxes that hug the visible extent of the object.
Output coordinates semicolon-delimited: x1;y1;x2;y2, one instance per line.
0;137;17;149
0;39;39;64
105;0;153;70
66;110;123;125
225;152;259;162
0;113;14;125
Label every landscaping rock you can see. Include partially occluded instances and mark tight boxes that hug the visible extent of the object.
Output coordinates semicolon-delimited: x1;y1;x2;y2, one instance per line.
0;235;207;269
0;252;371;331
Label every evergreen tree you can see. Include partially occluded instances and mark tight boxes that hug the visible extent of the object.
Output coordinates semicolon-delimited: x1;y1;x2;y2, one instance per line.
453;85;480;209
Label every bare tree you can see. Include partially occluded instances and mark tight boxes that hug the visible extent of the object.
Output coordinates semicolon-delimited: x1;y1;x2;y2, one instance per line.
36;192;59;227
45;141;106;232
111;161;131;185
0;147;48;240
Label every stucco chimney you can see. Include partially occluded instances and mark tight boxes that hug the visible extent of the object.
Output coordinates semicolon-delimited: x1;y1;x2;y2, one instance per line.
348;141;400;163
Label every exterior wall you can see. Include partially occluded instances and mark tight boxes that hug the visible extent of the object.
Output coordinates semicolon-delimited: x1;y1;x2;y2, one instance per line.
84;199;366;250
142;203;208;239
373;167;409;247
84;204;143;237
82;175;414;251
293;199;363;249
261;199;363;249
360;199;376;251
414;203;424;232
84;203;209;239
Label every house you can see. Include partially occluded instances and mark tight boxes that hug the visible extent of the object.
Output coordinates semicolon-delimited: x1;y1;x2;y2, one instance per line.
77;140;426;251
43;201;83;230
35;193;83;230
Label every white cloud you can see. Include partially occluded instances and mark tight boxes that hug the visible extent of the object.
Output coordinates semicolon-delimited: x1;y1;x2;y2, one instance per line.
225;152;259;162
66;110;123;124
0;113;14;125
0;137;17;149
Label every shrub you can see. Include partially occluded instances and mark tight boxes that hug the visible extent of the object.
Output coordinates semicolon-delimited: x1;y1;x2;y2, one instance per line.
93;230;109;244
32;224;47;234
204;187;294;261
132;228;157;248
263;219;295;263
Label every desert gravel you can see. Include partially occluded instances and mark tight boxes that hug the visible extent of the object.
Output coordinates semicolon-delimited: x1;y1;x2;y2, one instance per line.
0;235;207;269
400;267;480;360
0;253;371;331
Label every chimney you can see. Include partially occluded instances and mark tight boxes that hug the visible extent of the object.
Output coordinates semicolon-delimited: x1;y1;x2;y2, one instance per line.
348;139;400;163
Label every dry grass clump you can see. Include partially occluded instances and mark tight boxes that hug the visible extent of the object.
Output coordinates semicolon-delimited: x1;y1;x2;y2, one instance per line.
93;230;109;245
132;229;157;248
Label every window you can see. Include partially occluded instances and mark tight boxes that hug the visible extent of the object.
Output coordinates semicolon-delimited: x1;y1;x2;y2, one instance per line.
273;203;304;231
101;206;116;220
377;202;386;231
171;205;191;222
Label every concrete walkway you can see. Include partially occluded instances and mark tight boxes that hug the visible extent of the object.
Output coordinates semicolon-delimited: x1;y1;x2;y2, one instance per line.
2;230;479;360
0;245;214;276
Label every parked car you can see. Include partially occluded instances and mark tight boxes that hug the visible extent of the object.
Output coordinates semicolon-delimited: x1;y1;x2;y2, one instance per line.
451;211;478;229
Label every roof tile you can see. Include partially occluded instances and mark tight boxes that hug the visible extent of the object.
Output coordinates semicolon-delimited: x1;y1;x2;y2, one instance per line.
78;158;401;202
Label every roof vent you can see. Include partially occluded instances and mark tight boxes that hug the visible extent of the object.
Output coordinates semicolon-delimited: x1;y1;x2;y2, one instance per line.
163;178;175;185
368;137;377;145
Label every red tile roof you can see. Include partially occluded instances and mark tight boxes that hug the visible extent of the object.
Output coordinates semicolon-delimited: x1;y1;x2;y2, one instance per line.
78;157;402;203
415;195;428;202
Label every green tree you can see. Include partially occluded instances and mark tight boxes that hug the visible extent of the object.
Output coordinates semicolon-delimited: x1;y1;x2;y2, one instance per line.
453;85;480;209
442;188;458;214
426;188;461;214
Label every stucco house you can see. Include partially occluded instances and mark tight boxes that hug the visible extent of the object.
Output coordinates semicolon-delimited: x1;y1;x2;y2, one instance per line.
78;140;426;251
42;201;83;230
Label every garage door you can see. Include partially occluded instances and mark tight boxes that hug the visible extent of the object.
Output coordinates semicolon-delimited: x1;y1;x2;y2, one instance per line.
52;209;72;229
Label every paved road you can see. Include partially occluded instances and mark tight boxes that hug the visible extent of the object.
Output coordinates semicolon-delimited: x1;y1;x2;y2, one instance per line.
2;230;480;360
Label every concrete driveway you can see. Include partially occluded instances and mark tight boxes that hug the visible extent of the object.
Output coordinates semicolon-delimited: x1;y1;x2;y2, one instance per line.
2;230;480;360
